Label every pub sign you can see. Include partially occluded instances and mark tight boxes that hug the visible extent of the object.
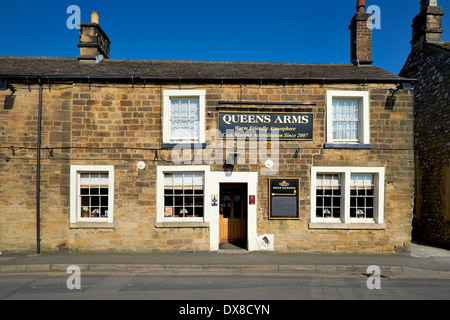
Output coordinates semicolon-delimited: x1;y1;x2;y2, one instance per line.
219;113;313;140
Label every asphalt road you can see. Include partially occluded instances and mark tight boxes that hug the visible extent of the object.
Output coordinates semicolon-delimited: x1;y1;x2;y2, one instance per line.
1;273;449;301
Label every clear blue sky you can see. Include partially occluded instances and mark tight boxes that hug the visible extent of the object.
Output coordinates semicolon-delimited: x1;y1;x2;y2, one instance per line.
0;0;449;75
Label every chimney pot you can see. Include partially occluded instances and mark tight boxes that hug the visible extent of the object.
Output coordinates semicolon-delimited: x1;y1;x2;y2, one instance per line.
356;0;366;13
91;11;99;24
421;0;438;12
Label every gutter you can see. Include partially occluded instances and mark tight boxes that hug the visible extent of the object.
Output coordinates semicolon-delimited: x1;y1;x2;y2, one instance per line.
0;75;416;85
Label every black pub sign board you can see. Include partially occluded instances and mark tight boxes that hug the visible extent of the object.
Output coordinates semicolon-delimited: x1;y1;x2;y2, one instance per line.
219;113;313;140
269;178;300;219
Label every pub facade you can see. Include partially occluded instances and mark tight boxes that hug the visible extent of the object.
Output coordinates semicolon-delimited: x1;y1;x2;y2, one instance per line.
0;2;415;253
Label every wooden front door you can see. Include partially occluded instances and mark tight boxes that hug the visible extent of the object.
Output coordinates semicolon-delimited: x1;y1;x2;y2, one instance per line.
219;184;247;245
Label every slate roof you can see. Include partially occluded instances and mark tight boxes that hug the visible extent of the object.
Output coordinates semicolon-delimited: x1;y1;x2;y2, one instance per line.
0;56;412;83
429;41;450;52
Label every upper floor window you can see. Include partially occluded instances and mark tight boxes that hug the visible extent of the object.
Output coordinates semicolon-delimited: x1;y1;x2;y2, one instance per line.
326;90;370;148
163;90;206;146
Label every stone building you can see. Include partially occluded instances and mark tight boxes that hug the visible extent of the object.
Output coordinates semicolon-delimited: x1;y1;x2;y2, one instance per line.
400;0;450;248
0;1;415;253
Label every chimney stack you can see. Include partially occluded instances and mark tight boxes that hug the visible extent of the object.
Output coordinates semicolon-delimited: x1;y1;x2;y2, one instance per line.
349;0;373;65
411;0;444;50
77;12;111;64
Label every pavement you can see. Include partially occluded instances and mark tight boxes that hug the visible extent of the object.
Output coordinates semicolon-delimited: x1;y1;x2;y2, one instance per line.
0;242;449;278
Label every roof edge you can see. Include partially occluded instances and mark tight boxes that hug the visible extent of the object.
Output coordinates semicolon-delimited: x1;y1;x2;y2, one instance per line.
0;74;416;84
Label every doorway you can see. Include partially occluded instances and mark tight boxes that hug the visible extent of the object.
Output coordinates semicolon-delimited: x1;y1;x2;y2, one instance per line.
219;183;247;249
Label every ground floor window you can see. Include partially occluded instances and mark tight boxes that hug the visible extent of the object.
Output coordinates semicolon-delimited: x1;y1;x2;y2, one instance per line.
310;167;384;227
164;172;204;218
156;166;210;225
70;165;114;226
80;172;110;218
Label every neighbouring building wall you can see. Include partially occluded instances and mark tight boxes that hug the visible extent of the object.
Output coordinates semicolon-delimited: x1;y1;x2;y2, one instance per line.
400;0;450;248
401;43;450;247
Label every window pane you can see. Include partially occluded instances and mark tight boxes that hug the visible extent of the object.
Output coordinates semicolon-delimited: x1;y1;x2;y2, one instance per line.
173;173;183;187
174;195;183;206
316;173;342;219
189;99;199;119
100;208;108;218
99;173;109;186
164;196;173;206
171;121;180;137
350;174;375;219
194;196;203;206
164;174;173;186
183;173;193;186
193;173;203;185
189;120;196;138
185;196;194;207
195;206;203;218
90;174;101;186
180;99;189;118
180;120;190;137
171;99;180;119
91;196;99;206
91;207;100;217
80;173;90;186
100;196;108;206
81;196;89;206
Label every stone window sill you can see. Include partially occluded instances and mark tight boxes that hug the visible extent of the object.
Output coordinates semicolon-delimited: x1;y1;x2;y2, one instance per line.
161;143;206;150
324;143;371;149
309;222;385;230
70;222;115;229
155;221;209;228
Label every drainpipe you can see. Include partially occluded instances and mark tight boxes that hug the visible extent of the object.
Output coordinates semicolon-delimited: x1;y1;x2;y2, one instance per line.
36;79;43;254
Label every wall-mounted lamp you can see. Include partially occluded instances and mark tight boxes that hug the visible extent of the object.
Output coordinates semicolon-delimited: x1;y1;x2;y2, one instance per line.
0;82;16;94
1;82;16;110
228;149;240;158
389;82;412;98
389;87;400;98
223;148;240;176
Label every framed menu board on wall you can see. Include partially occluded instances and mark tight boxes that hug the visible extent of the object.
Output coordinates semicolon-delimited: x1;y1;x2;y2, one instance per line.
269;178;300;219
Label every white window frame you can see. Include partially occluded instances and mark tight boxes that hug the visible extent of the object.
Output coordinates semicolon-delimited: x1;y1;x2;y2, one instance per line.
310;167;385;229
156;165;211;226
70;165;114;227
326;90;370;145
163;90;206;144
